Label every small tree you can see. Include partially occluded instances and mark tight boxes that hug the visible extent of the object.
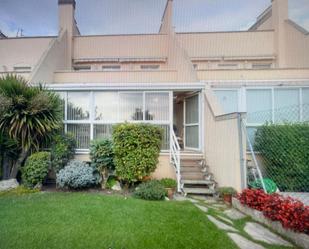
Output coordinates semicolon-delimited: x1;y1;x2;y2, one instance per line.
113;123;162;184
90;139;114;188
0;75;62;178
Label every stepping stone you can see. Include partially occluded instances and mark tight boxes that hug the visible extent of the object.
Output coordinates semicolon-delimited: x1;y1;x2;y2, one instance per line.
228;233;265;249
224;209;246;220
204;199;217;204
173;195;199;203
187;198;199;203
190;195;206;201
212;204;228;209
244;222;292;247
207;215;237;232
195;204;208;212
217;215;233;225
173;195;187;201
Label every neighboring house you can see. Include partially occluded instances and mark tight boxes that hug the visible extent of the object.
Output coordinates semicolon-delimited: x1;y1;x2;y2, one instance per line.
0;30;7;38
0;0;308;193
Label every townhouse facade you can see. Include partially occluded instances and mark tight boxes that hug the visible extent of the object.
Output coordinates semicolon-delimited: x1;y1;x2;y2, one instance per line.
0;0;309;193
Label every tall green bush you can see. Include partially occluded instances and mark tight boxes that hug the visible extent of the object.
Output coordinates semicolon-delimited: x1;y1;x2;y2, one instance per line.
90;138;114;187
90;139;115;171
113;123;162;183
254;124;309;191
22;152;51;188
51;133;76;172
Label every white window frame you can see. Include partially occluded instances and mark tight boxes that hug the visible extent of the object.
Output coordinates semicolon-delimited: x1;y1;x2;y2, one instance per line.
59;90;172;153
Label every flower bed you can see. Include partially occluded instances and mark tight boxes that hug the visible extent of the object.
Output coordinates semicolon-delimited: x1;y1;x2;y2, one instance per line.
238;189;309;235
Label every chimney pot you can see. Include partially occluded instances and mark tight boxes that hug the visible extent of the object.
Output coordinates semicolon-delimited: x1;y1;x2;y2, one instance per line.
58;0;76;9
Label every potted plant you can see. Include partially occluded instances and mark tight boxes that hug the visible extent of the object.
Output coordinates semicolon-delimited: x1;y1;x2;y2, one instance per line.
160;178;177;199
218;187;237;204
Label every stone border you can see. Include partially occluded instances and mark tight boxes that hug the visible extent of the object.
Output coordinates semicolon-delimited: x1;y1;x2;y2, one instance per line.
232;197;309;249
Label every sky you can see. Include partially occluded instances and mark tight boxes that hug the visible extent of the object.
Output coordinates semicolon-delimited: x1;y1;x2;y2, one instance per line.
0;0;308;37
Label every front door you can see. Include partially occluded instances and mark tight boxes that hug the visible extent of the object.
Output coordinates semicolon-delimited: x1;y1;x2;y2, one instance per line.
184;93;200;150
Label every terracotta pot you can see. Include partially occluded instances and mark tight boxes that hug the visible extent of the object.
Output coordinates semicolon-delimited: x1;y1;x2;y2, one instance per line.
142;176;151;182
223;194;232;204
166;188;175;199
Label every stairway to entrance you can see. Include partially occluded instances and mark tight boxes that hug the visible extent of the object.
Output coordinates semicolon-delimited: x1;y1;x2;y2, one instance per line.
179;152;217;196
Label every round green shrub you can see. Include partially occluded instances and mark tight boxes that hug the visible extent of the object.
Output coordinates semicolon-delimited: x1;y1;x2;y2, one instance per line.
51;133;76;172
160;178;177;189
113;123;162;183
134;180;166;200
56;160;100;189
22;152;51;188
90;139;114;171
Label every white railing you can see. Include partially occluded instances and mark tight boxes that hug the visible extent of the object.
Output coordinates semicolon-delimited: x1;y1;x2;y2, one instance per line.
170;129;181;192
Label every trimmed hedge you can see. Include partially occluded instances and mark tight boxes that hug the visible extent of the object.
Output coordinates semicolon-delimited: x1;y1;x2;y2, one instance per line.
254;124;309;192
113;123;162;183
22;152;51;188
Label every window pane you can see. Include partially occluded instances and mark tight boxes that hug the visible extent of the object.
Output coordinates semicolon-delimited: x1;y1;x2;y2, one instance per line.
145;92;169;121
214;90;238;113
94;92;118;121
93;124;113;140
67;124;90;149
119;92;143;121
67;92;90;120
185;126;199;148
274;89;299;123
185;95;199;124
156;125;170;150
246;89;272;124
302;88;309;121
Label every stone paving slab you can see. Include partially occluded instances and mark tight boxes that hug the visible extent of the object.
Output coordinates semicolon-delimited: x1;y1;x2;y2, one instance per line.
187;198;199;203
190;195;207;201
224;209;246;220
204;199;217;204
228;233;266;249
212;204;228;209
244;222;292;247
217;215;234;225
173;195;199;203
207;215;237;232
195;204;208;212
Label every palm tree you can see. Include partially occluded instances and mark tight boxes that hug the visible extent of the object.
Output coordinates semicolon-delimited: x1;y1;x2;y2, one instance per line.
0;75;63;178
0;133;20;179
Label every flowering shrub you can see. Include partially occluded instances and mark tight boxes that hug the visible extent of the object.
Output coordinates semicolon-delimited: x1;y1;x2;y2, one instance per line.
238;189;309;234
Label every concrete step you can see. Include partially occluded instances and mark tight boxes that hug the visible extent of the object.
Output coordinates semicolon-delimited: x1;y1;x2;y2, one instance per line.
183;188;216;195
181;179;214;185
180;166;202;173
180;159;203;167
181;172;206;180
180;154;204;160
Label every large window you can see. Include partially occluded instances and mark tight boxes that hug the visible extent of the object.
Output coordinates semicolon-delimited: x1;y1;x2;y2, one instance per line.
67;92;90;120
58;91;171;151
246;89;272;124
214;86;309;147
214;90;239;113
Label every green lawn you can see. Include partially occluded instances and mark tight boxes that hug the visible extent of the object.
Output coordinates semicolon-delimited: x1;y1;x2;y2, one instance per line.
0;192;238;249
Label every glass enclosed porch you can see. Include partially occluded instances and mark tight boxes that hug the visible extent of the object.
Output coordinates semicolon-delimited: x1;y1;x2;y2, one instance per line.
57;90;203;153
